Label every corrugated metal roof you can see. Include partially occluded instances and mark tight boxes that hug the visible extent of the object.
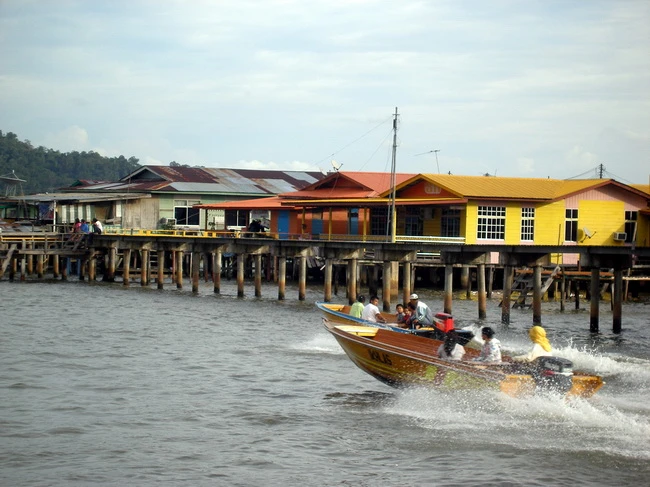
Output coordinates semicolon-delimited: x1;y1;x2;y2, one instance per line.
63;166;325;196
419;174;612;200
15;192;150;203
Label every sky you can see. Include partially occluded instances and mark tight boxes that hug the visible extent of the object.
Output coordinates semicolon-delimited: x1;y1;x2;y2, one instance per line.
1;0;649;184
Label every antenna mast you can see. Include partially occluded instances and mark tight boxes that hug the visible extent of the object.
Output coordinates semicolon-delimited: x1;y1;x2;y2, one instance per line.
389;107;398;243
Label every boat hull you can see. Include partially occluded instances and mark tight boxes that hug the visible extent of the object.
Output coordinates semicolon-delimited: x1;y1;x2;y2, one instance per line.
324;321;603;399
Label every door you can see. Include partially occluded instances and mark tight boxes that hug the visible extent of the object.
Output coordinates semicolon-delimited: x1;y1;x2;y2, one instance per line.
348;208;359;235
277;210;290;240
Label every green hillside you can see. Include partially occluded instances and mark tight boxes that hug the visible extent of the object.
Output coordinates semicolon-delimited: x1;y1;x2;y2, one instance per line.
0;131;141;194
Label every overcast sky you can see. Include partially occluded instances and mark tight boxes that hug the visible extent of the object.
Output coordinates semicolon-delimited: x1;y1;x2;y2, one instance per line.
1;0;648;183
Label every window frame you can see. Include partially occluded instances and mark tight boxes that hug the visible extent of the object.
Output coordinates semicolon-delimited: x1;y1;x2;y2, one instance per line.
565;208;578;242
520;207;535;242
477;205;506;240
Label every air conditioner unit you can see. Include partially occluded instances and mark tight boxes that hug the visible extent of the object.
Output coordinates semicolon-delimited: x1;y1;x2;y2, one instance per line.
613;232;626;241
167;218;177;226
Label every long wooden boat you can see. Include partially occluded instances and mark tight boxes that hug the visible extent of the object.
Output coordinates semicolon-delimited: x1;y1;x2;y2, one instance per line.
316;301;456;339
323;319;604;399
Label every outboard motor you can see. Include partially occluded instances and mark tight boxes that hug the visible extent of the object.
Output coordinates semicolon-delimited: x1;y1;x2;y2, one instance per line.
532;356;574;394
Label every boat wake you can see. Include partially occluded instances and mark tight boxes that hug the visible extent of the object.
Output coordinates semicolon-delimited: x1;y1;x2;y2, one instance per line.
382;384;650;460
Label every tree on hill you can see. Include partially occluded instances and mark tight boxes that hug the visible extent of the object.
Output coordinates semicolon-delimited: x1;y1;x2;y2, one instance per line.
0;130;141;194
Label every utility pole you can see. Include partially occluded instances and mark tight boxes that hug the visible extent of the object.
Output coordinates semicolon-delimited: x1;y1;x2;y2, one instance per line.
390;107;398;243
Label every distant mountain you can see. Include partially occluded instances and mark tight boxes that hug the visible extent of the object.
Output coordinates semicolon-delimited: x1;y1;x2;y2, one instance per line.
0;130;141;194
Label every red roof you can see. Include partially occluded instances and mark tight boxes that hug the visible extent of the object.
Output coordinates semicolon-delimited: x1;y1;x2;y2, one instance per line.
281;171;416;199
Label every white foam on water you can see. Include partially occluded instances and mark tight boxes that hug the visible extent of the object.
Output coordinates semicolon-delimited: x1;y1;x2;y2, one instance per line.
290;333;345;355
382;380;650;460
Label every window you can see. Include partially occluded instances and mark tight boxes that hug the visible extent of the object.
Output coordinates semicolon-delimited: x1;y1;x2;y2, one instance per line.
565;208;578;242
370;207;388;236
441;208;461;237
404;207;423;236
225;210;248;228
477;206;505;240
174;200;200;226
624;211;637;243
521;207;535;241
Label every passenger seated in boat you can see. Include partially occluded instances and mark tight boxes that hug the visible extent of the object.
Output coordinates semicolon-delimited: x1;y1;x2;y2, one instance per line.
408;293;434;328
405;302;417;329
512;325;552;362
361;295;386;323
395;303;408;328
437;330;465;361
472;327;502;363
350;295;365;319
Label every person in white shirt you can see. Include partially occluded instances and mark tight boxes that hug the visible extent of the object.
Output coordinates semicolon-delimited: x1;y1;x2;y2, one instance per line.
361;295;386;323
512;325;552;362
473;327;502;363
408;293;433;328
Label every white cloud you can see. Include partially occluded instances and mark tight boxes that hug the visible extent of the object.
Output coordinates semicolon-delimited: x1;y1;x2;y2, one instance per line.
42;126;90;152
0;0;648;181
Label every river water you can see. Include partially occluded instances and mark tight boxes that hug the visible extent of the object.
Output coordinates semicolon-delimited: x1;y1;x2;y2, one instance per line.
1;279;649;486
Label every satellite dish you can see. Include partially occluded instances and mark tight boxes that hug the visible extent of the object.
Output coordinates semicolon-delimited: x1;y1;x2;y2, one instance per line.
331;160;342;171
583;227;594;238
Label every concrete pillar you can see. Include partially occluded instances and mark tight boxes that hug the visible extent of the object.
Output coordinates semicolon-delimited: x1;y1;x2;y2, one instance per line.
532;264;542;325
78;257;85;281
192;251;200;293
324;258;333;302
278;256;287;300
157;250;164;289
53;254;60;279
347;258;358;304
590;268;600;333
37;254;44;278
106;248;116;282
487;266;494;299
20;255;26;281
444;264;453;315
477;263;487;320
382;261;392;312
613;268;623;334
123;249;131;287
501;265;514;324
237;254;245;297
89;252;96;281
204;252;210;282
213;250;222;294
141;249;149;286
27;243;33;275
390;261;399;299
255;254;262;297
402;261;412;306
175;250;183;289
298;255;307;301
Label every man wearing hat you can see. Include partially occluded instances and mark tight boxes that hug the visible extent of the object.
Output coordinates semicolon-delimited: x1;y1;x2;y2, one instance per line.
408;293;433;328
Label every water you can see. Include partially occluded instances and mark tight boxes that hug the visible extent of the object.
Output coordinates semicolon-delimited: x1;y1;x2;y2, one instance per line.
1;279;649;486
